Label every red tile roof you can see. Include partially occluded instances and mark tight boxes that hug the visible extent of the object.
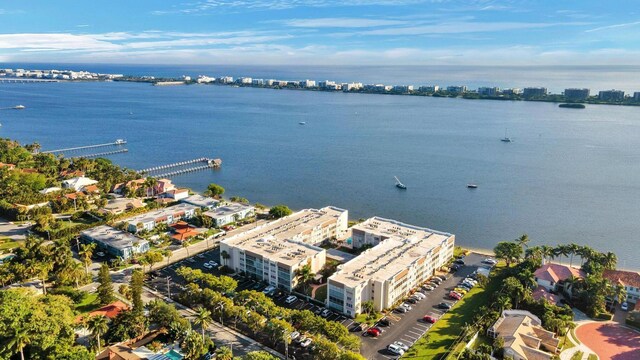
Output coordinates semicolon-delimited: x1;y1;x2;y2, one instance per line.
603;269;640;288
532;286;560;303
83;185;100;193
534;263;585;283
89;301;129;319
170;221;200;241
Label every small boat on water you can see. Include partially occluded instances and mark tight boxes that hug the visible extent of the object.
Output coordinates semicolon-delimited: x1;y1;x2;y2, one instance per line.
13;105;25;110
501;128;512;142
299;121;306;125
467;183;478;189
394;176;407;190
115;139;127;145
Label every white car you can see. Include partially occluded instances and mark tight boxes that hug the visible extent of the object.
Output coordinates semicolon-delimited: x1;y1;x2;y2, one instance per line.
392;341;409;351
203;263;213;269
96;251;105;257
300;338;313;348
483;258;497;265
263;285;276;294
320;309;331;318
413;292;426;300
401;303;412;310
289;331;301;341
206;260;218;267
285;295;298;304
387;344;405;356
621;302;629;311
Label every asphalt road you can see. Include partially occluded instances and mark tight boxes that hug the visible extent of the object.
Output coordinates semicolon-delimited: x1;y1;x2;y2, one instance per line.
360;252;487;360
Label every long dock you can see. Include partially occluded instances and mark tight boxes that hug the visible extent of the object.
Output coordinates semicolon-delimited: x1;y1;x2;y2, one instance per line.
140;158;222;177
0;78;59;83
40;140;127;154
69;149;129;159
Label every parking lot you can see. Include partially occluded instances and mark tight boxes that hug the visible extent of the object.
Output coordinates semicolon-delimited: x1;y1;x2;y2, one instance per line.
359;252;486;360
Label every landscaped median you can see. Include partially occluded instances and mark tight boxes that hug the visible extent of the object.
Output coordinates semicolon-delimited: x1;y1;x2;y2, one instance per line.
402;267;504;359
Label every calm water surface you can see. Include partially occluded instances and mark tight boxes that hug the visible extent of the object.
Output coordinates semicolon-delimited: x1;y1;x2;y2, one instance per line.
1;80;639;268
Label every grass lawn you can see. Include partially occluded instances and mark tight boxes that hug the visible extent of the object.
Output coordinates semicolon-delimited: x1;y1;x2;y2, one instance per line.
0;238;22;251
355;312;383;326
75;292;101;314
587;354;597;360
313;284;327;302
571;351;584;360
402;266;506;359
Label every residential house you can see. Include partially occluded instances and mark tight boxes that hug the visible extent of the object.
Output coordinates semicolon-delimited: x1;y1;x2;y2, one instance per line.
163;188;189;201
169;221;201;242
532;286;561;304
487;310;560;360
61;176;98;191
124;203;197;233
100;198;146;215
534;263;585;297
181;194;220;210
0;162;16;170
603;269;640;304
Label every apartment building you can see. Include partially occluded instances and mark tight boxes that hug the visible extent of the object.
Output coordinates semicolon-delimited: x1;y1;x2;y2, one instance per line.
599;89;625;101
328;217;455;317
523;87;548;98
124;203;198;233
221;236;326;291
81;225;149;260
203;203;255;227
478;87;500;96
564;88;590;101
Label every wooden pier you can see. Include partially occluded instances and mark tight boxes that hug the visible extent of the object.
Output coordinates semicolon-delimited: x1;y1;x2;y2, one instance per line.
69;149;129;159
0;78;59;83
40;139;127;154
140;157;222;177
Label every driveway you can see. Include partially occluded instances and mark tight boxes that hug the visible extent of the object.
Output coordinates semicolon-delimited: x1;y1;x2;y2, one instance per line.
359;252;486;360
0;217;29;241
575;322;640;360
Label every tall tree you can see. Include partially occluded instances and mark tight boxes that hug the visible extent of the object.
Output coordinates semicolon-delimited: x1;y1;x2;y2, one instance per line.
86;315;109;353
295;264;315;296
215;346;233;360
493;241;522;267
97;263;115;305
516;234;530;249
130;269;144;313
193;307;212;342
78;243;96;275
6;327;32;360
269;204;292;219
204;183;225;198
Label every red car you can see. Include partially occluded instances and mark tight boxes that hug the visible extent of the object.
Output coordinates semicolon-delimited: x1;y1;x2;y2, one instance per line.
449;292;461;300
423;315;437;323
366;327;381;337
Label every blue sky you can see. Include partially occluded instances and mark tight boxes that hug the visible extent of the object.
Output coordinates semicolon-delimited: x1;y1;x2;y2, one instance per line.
0;0;638;65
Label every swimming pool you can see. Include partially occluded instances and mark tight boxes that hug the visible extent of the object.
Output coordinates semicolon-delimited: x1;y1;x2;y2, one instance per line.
164;350;183;360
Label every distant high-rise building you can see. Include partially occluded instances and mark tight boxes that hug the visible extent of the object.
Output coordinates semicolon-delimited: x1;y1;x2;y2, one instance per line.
418;85;439;92
478;87;500;96
446;85;467;93
300;79;316;88
564;88;590;101
633;92;640;102
501;88;522;96
598;89;625;101
523;87;548;98
392;85;413;93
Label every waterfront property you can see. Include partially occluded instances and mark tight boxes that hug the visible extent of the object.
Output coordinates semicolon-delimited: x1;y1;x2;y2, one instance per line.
603;269;640;304
61;176;98;192
487;310;559;360
124;203;198;233
533;263;584;297
180;194;220;210
220;235;326;292
99;197;146;215
327;217;455;317
163;188;189;201
203;203;255;227
80;225;149;259
598;89;625;101
523;87;548;98
564;88;590;101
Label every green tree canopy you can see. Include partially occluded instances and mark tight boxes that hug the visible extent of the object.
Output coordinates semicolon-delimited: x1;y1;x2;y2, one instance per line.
269;204;292;219
204;183;225;197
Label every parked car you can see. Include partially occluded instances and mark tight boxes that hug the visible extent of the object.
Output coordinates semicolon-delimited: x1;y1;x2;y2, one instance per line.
314;308;323;315
285;295;298;304
289;331;301;341
482;258;497;265
422;285;435;291
451;264;460;271
423;315;437;323
203;263;213;269
621;302;629;311
413;292;426;300
394;306;408;313
406;297;418;304
349;323;363;332
387;344;405;356
295;335;306;344
320;309;331;318
436;302;452;310
430;277;443;284
436;275;447;281
300;338;313;348
366;327;381;337
454;288;468;295
401;303;413;310
454;259;465;265
263;285;276;294
96;251;106;257
392;341;409;351
449;292;461;300
377;318;391;327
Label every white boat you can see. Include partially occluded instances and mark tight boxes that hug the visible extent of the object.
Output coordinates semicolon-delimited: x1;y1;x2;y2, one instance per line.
13;105;25;110
501;129;512;142
394;176;407;190
467;183;478;189
115;139;127;145
299;121;306;125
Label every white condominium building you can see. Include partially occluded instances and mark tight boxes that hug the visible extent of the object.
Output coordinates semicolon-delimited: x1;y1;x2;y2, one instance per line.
327;217;455;317
221;237;326;292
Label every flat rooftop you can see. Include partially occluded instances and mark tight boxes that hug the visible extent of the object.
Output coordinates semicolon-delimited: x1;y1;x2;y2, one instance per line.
234;235;325;267
204;203;254;219
81;225;147;250
181;194;219;208
123;203;198;225
222;206;347;247
330;217;453;287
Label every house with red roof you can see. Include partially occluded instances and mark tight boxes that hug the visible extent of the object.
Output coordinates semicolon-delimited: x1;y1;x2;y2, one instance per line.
534;263;585;296
532;286;561;304
170;221;201;242
603;269;640;304
0;162;16;170
76;301;129;323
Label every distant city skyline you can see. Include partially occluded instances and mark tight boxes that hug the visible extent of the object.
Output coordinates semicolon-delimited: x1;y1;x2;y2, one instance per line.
1;1;639;65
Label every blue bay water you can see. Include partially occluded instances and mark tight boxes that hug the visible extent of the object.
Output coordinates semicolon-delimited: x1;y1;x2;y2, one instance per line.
0;70;639;269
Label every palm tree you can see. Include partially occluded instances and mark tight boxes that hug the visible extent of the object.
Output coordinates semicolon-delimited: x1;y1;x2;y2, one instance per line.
518;269;537;290
516;234;530;249
37;260;53;295
87;315;109;353
601;252;618;270
182;240;191;257
220;250;230;267
79;243;96;275
541;245;555;264
215;346;233;360
496;295;512;312
193;307;212;342
295;264;315;297
164;249;173;266
62;260;86;288
568;243;580;267
6;327;31;360
612;283;627;304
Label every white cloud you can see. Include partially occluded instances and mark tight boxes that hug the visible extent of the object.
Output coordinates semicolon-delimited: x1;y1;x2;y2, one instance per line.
282;17;409;28
585;21;640;33
361;21;590;35
0;33;120;51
